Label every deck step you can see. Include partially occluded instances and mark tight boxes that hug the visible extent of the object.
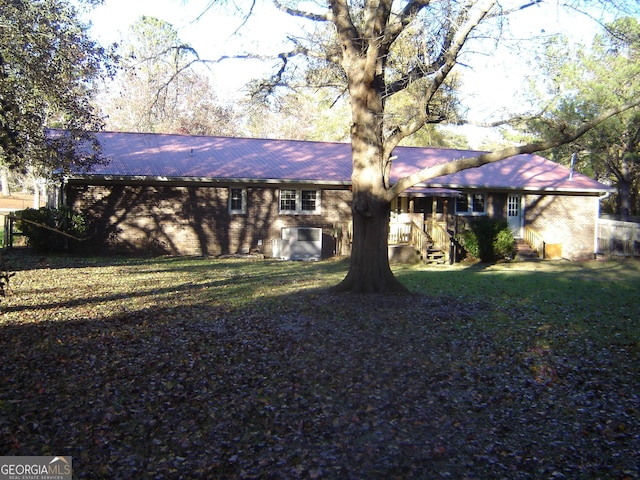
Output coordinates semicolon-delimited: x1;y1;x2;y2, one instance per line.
426;249;446;264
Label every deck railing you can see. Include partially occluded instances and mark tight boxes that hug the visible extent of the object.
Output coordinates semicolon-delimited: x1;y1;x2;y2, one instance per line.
389;221;442;262
425;221;453;263
524;226;544;257
388;222;412;244
409;221;432;261
426;221;450;251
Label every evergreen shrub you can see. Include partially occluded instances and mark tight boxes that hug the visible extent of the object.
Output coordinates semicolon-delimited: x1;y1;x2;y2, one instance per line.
460;217;516;262
17;207;91;253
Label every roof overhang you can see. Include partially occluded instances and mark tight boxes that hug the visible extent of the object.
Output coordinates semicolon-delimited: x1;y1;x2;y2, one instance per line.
423;181;616;196
64;174;352;188
64;174;615;196
399;186;461;197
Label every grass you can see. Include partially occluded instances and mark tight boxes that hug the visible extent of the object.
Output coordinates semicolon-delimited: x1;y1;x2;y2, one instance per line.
398;259;640;345
1;251;639;479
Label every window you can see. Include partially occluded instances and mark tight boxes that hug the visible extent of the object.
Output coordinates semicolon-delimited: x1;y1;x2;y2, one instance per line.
229;188;246;214
455;193;486;215
280;189;297;212
279;189;321;214
471;194;485;213
301;190;318;211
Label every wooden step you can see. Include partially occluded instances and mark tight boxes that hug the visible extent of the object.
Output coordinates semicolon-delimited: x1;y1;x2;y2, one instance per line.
426;249;446;264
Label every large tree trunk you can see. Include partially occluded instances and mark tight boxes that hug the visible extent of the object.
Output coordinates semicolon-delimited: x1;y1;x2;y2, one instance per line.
332;84;408;293
328;0;409;294
619;154;631;221
333;192;407;294
619;179;631;221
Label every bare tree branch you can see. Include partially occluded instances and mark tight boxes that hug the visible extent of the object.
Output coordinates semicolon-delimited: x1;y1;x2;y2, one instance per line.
189;1;257;36
386;0;433;40
328;0;364;59
387;98;640;199
272;0;329;22
384;0;498;154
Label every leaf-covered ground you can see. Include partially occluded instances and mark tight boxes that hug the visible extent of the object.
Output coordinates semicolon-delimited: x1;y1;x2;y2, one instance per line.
1;252;639;479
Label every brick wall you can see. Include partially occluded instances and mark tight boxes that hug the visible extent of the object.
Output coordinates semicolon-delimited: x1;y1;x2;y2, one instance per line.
67;184;352;257
487;193;507;219
525;194;598;260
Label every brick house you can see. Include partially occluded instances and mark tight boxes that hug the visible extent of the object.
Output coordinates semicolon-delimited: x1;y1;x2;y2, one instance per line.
61;131;614;261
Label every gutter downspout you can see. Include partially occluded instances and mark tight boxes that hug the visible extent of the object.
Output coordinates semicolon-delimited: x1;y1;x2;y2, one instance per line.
595;191;612;258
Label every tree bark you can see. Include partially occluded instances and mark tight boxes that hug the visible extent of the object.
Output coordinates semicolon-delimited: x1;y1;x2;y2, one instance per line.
329;7;409;293
1;169;10;197
332;192;407;294
331;117;408;293
619;153;631;221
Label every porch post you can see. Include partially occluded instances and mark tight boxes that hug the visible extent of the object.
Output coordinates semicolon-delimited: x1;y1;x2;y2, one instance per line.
431;197;437;231
443;198;449;232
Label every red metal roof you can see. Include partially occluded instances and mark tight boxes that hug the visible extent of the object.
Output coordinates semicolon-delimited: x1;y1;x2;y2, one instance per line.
77;131;612;194
83;132;353;183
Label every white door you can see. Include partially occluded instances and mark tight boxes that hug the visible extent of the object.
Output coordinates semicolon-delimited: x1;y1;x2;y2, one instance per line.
507;195;523;238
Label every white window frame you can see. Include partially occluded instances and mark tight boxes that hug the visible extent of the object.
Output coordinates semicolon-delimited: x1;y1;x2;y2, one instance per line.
455;192;486;216
279;188;321;215
228;187;247;214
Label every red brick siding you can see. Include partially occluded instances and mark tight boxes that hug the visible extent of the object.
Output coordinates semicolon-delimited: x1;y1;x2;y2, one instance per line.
525;194;598;260
67;184;352;256
486;193;507;219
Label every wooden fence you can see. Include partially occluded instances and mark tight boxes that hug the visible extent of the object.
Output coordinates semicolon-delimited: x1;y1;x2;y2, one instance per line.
597;219;640;257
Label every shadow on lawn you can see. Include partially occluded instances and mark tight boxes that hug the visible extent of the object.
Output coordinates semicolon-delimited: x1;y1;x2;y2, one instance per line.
1;254;639;477
0;247;156;272
2;278;639;479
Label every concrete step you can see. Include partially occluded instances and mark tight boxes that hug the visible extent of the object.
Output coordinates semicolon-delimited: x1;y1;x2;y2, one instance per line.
515;239;540;261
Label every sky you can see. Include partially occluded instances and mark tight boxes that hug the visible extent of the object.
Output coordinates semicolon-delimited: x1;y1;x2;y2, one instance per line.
84;0;614;144
86;0;298;99
88;0;293;55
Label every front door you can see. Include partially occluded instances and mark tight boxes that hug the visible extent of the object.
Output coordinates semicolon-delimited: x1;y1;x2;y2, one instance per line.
507;195;523;238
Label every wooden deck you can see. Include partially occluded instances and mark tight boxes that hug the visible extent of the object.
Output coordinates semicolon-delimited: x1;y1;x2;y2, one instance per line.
389;221;448;264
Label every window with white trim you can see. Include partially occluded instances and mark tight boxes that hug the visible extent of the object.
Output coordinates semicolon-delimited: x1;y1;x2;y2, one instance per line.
228;187;247;214
455;193;486;215
279;189;321;214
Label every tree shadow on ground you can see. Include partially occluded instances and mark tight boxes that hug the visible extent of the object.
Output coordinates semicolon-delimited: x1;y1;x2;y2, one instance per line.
1;270;639;479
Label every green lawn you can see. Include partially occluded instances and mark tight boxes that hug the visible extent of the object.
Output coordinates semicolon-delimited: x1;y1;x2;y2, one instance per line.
399;258;640;346
1;252;638;479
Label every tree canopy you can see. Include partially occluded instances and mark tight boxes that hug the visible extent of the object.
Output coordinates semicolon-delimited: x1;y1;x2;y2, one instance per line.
100;16;239;136
523;16;640;219
0;0;115;176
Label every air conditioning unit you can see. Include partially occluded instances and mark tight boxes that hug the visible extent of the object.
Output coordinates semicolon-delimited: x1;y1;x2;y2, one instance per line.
279;227;322;261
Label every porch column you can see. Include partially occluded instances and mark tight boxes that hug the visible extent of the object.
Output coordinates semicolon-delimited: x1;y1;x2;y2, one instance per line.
443;198;449;232
431;197;437;231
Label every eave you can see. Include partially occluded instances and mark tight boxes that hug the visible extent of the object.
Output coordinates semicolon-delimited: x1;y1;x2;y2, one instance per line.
64;174;352;189
420;181;616;196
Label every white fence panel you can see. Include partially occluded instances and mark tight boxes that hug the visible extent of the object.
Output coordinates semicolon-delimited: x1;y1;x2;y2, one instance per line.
597;219;640;257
